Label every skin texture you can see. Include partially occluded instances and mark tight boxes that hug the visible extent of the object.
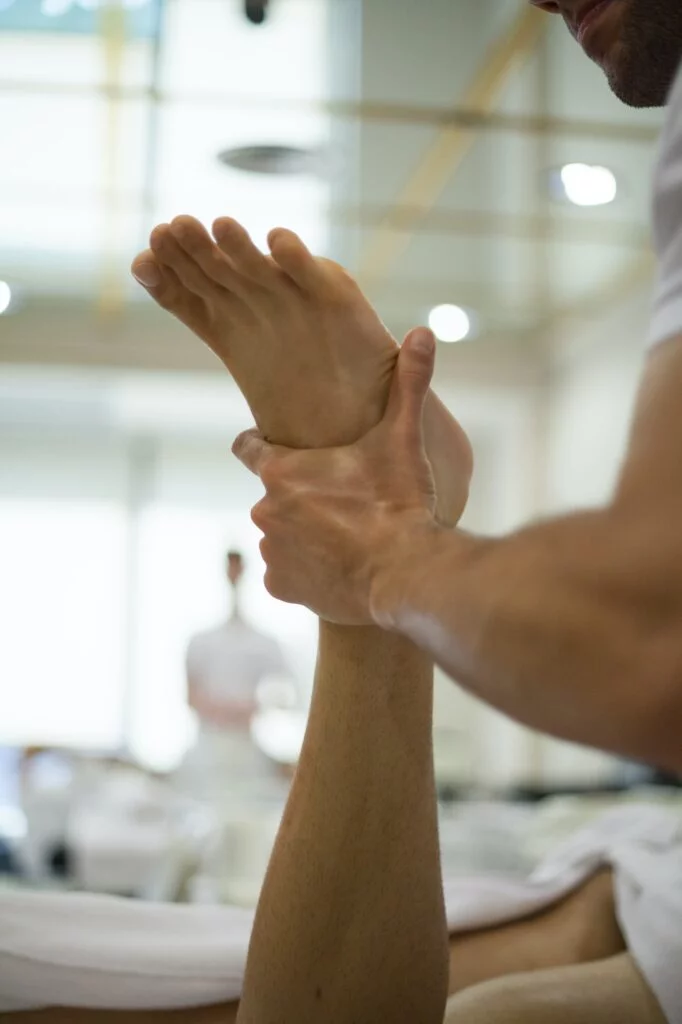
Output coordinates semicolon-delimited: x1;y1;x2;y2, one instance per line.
236;330;682;772
443;954;665;1024
131;217;471;528
529;0;682;107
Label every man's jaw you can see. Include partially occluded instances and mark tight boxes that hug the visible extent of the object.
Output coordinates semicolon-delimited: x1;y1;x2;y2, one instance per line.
532;0;682;108
573;0;617;44
529;0;622;45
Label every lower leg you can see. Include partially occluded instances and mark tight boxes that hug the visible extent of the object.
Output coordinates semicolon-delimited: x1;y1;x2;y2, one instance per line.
447;868;625;996
444;954;665;1024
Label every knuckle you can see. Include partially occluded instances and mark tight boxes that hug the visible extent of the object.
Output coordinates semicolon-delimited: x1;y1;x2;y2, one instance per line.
263;567;290;604
260;456;285;491
251;499;269;530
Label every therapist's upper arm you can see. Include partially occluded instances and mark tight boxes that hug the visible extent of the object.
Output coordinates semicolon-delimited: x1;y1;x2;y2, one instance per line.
613;334;682;614
617;334;682;506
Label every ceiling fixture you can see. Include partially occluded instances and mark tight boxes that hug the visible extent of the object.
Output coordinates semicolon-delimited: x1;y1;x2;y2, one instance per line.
245;0;270;25
217;144;323;177
0;281;12;315
428;304;471;344
554;163;618;207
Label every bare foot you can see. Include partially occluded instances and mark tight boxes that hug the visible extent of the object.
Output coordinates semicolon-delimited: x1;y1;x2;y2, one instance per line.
131;217;472;524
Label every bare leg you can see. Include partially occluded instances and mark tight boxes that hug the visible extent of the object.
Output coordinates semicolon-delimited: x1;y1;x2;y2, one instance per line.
444;954;666;1024
234;627;448;1023
447;868;625;996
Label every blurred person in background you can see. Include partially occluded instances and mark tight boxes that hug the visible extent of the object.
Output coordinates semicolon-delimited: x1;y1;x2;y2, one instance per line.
180;550;289;810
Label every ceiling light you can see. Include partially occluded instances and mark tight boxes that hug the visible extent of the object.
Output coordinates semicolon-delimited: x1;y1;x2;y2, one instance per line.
428;304;471;344
0;282;12;315
558;163;617;207
217;144;323;177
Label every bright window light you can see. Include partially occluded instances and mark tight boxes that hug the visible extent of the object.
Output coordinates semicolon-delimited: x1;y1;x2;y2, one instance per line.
0;281;11;315
428;304;471;344
560;163;617;207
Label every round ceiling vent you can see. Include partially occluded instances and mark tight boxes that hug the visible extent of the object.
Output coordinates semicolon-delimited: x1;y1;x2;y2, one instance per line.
217;144;323;177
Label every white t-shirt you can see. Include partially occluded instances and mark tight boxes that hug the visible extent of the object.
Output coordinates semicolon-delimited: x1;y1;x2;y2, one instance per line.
649;62;682;347
186;617;287;707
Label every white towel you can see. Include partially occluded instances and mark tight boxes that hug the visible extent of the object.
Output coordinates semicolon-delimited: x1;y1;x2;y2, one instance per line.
1;804;681;1021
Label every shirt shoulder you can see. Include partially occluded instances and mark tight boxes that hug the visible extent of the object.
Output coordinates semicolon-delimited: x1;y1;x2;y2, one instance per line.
185;626;221;672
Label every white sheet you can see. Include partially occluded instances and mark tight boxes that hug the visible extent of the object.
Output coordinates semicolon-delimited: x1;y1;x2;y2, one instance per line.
1;804;681;1021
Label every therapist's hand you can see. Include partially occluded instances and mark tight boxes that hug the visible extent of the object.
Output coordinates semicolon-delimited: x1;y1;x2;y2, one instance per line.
232;328;449;625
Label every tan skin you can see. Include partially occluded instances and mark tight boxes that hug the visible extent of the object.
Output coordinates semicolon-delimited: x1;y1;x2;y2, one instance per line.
225;0;682;774
233;332;682;772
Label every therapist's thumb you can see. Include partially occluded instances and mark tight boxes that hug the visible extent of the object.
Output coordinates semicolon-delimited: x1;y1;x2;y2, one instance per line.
383;327;435;445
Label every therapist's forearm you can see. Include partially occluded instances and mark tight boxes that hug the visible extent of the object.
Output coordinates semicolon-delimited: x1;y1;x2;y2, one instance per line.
372;507;682;771
236;625;448;1024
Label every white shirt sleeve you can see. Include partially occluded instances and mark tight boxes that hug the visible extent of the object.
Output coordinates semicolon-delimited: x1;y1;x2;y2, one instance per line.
649;63;682;348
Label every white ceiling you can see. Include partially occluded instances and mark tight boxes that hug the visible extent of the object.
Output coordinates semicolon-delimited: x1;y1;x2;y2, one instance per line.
0;0;666;370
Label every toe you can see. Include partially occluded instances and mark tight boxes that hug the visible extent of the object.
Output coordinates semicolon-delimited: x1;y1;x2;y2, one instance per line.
131;249;164;290
212;217;276;285
132;253;207;334
150;223;221;300
267;228;326;292
169;215;243;295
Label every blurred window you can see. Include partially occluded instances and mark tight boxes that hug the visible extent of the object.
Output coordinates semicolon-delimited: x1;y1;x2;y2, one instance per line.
0;438;128;748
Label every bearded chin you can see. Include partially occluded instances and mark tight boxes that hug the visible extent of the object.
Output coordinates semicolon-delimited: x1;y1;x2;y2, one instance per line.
606;1;682;108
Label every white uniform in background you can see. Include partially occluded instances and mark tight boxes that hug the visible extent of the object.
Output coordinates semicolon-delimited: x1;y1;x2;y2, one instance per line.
181;616;289;810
